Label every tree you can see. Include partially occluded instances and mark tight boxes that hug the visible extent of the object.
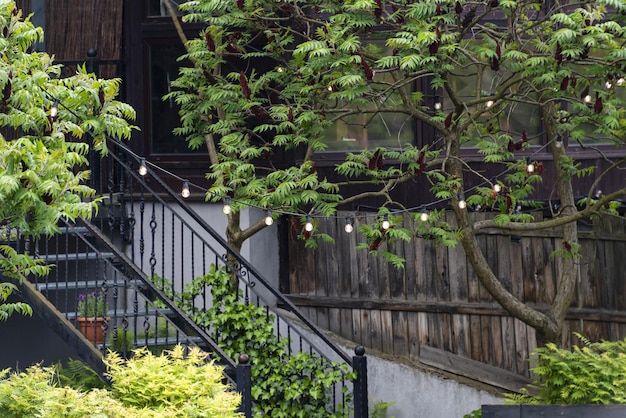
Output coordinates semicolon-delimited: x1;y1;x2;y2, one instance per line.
0;1;135;320
169;0;626;345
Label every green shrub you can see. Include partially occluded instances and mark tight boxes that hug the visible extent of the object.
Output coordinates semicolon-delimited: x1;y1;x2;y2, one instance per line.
172;264;355;417
508;334;626;405
0;345;242;417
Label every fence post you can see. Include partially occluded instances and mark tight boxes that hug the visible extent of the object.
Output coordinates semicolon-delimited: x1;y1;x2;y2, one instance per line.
353;346;368;418
237;353;252;418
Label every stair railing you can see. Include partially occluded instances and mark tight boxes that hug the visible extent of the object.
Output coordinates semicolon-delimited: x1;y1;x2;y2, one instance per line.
92;136;360;414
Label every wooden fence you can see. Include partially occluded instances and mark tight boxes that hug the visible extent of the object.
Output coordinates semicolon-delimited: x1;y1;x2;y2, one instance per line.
286;211;626;379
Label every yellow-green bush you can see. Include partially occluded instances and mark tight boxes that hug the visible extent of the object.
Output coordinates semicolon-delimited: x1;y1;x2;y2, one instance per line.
0;345;241;418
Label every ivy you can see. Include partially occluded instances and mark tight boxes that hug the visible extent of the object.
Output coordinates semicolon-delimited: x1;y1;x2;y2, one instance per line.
164;265;355;417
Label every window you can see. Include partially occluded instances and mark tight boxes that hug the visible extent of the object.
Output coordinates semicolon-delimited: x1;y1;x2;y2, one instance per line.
445;66;542;145
321;39;416;151
148;42;205;154
146;0;183;17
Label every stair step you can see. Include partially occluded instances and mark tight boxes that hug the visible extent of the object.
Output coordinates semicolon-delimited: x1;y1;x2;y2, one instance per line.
58;226;89;235
38;252;115;262
35;279;142;292
65;307;175;320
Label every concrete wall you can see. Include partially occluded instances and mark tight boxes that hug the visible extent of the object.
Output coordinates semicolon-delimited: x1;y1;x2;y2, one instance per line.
366;351;503;418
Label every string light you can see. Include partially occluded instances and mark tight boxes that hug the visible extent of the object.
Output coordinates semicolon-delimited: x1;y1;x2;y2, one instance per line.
53;82;566;236
584;93;592;104
50;99;59;118
222;198;232;215
554;134;563;148
382;214;390;230
526;158;535;174
138;158;148;176
434;95;442;110
181;180;190;198
344;217;354;233
493;182;502;193
304;215;313;232
605;79;613;89
457;193;467;209
617;75;625;86
486;98;494;108
264;209;274;226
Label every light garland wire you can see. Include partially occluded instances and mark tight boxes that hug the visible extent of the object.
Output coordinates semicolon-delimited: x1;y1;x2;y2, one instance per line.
47;92;563;230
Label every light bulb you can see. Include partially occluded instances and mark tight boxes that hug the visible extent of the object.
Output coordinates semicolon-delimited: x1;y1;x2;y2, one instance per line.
617;76;625;86
304;215;313;232
457;193;467;209
344;217;353;233
138;158;148;176
605;80;613;89
264;210;273;226
382;214;390;230
555;134;563;148
434;95;442;110
181;180;190;198
50;99;59;118
327;85;333;92
584;94;592;104
526;160;535;174
276;66;284;73
493;183;502;193
486;99;494;108
420;210;428;222
223;198;232;215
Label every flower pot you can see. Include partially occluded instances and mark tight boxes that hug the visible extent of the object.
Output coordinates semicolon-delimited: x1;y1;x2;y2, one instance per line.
77;317;109;345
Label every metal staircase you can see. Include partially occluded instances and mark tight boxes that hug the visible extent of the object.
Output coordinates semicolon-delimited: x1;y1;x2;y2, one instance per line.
12;136;366;416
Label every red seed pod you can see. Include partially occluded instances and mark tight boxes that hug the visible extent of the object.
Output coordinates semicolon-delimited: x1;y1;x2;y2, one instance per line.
522;129;528;143
455;1;463;14
491;58;499;71
360;53;373;81
236;0;244;9
594;92;603;113
309;162;317;174
429;41;440;55
560;76;569;91
495;43;501;60
288;107;294;122
507;140;515;153
369;237;382;251
555;42;563;66
205;32;215;52
444;112;453;129
240;72;251;99
536;162;544;174
374;0;382;20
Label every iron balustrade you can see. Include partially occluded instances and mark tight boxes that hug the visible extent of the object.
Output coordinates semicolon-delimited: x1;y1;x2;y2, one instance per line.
84;136;365;415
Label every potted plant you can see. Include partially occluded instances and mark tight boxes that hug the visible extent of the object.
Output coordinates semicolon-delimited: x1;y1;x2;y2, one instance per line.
76;292;109;345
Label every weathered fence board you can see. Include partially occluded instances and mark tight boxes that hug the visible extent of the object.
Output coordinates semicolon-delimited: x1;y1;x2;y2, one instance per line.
286;211;626;379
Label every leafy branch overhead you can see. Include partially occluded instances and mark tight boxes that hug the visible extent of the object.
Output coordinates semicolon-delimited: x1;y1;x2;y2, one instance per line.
171;0;626;343
0;1;136;320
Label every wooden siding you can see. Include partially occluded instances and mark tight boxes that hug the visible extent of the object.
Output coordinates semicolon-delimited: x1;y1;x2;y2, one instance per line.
286;211;626;378
44;0;124;78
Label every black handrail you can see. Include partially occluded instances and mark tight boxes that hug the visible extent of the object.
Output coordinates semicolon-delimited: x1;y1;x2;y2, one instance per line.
105;136;353;366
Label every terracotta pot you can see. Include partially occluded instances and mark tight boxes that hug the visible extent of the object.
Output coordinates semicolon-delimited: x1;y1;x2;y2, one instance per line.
77;317;109;345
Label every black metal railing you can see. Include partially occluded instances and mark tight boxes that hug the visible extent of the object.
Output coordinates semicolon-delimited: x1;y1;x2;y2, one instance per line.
87;135;366;415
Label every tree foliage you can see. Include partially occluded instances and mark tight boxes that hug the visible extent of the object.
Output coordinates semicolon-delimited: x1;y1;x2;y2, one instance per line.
0;0;136;319
169;0;626;343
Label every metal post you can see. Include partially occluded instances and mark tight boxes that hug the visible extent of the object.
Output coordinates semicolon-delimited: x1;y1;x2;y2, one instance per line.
353;346;368;418
237;353;252;418
86;48;99;77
